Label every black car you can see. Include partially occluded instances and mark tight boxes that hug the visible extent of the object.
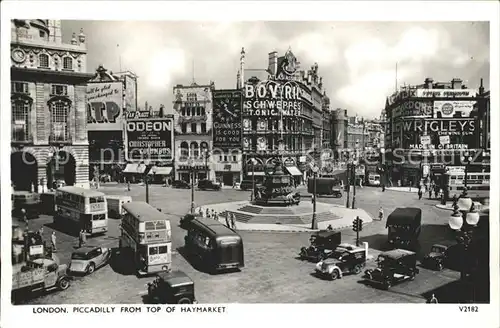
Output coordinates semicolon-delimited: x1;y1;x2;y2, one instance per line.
172;180;190;189
315;245;367;280
364;249;419;290
299;231;341;262
198;179;221;191
147;270;197;304
421;242;455;271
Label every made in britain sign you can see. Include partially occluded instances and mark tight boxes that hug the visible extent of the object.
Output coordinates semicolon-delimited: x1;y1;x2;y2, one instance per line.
212;90;242;149
86;82;124;131
125;118;173;161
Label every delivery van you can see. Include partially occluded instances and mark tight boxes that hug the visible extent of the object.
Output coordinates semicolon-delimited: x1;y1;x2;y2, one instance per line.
106;195;132;219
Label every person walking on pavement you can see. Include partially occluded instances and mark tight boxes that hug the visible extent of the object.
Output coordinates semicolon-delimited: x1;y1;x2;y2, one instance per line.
378;207;384;221
225;212;230;228
429;294;438;304
327;224;333;230
21;208;28;229
51;231;57;252
428;185;433;199
206;208;210;219
78;230;84;248
418;187;423;200
230;213;236;230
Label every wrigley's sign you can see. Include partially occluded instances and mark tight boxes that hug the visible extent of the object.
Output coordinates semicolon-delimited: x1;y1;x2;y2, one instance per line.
403;118;475;135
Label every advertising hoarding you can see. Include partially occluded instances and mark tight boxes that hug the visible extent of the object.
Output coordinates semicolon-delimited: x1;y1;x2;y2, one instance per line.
433;100;475;118
87;82;124;131
392;100;433;118
402;118;475;136
123;75;137;113
125;118;173;162
243;81;302;117
212;90;242;149
415;89;477;98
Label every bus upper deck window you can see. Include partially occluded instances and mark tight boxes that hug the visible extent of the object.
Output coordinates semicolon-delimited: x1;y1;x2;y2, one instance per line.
149;247;158;255
158;246;168;254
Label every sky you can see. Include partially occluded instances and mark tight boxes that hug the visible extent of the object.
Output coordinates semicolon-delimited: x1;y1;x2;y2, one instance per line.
62;21;490;119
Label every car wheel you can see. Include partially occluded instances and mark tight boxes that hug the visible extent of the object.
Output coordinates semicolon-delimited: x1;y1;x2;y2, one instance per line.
330;270;339;281
178;297;192;304
58;277;70;291
352;264;362;274
87;263;95;274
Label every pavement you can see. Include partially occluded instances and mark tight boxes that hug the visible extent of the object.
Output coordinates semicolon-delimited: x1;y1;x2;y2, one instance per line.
385;186;419;193
12;183;470;304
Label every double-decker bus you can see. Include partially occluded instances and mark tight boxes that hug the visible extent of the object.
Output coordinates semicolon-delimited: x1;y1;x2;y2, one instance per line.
119;202;172;275
444;171;490;200
54;186;108;235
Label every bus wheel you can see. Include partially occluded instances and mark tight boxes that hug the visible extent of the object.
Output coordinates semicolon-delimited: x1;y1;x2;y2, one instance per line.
178;297;192;304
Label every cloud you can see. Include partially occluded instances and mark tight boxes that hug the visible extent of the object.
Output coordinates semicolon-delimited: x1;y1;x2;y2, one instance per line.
62;21;490;117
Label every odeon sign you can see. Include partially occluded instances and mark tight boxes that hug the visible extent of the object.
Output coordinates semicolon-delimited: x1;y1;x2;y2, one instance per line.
126;120;172;132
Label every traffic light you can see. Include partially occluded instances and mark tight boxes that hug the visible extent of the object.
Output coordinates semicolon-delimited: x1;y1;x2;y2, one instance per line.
352;216;363;232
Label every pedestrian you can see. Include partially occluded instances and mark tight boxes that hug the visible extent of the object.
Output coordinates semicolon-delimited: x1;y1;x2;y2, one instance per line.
327;224;333;230
127;180;131;191
211;209;215;219
225;212;230;228
429;294;438;304
206;208;210;219
378;207;384;221
230;213;236;230
38;226;44;237
51;231;57;252
81;229;87;246
428;186;433;199
434;187;439;199
21;208;28;228
198;207;203;217
418;188;423;200
381;183;385;192
78;230;84;248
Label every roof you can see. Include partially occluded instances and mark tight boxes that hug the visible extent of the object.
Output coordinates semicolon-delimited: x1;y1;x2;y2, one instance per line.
72;246;99;255
105;195;132;201
314;230;341;239
58;186;105;198
191;218;240;238
157;270;193;287
387;207;421;225
380;249;416;260
123;202;165;222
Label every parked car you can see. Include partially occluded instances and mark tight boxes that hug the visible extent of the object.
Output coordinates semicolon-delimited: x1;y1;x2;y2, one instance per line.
299;231;342;262
421;242;453;271
364;249;419;290
198;179;221;191
172;180;190;189
147;270;197;304
68;246;112;275
315;245;367;280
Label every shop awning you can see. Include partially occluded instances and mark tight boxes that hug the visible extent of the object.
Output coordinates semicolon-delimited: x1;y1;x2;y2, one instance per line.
248;172;265;176
123;163;147;174
148;166;172;175
285;166;303;176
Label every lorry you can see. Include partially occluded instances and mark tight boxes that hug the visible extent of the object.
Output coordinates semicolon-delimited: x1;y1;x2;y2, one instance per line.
11;258;70;303
106;195;132;219
386;207;422;249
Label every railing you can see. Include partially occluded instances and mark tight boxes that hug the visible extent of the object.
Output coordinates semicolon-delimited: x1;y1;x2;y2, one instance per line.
178;115;207;123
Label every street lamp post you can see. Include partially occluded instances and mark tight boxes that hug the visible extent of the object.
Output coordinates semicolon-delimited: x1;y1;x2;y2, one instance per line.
462;152;473;190
311;165;320;230
346;159;351;209
352;160;358;209
189;158;195;214
144;166;154;204
251;159;255;202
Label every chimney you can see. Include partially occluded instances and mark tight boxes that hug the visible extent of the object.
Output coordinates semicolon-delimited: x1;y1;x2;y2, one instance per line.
451;78;463;89
479;78;484;95
268;51;278;76
239;47;245;88
424;77;434;89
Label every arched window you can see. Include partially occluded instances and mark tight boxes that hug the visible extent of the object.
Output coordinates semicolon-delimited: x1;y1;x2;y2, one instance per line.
190;142;199;158
39;54;49;68
49;99;70;142
180;141;189;160
11;96;32;142
63;57;73;70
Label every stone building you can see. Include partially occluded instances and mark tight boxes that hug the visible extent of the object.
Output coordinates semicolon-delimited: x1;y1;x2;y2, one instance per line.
10;19;92;191
172;83;214;183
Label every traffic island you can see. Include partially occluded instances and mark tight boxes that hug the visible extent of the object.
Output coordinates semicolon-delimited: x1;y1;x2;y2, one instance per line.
199;201;373;232
435;201;485;211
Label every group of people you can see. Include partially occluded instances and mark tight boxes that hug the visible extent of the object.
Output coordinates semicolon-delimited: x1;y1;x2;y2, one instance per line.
198;207;237;230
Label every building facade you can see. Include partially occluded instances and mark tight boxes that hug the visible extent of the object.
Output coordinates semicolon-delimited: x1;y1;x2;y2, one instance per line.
87;66;138;181
172;83;214;183
383;77;488;187
330;108;349;157
11;19;92;191
240;48;329;181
